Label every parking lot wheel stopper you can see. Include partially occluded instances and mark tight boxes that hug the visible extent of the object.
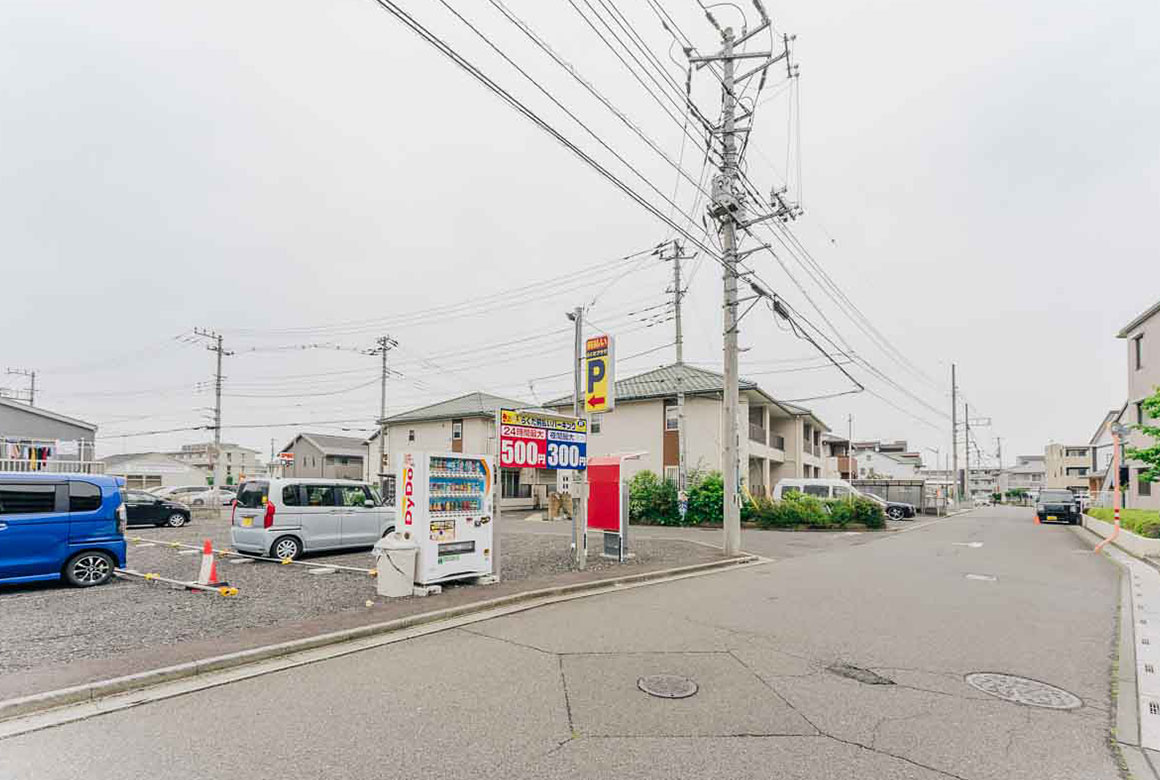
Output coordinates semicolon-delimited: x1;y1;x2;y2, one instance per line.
280;557;293;565
144;573;159;581
365;600;375;608
218;586;238;597
369;569;378;577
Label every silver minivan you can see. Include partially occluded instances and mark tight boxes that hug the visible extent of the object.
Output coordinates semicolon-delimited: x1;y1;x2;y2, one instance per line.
230;478;395;560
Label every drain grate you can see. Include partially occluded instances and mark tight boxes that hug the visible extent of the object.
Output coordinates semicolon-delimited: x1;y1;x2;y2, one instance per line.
637;674;699;699
1151;702;1160;716
828;663;895;686
965;673;1083;710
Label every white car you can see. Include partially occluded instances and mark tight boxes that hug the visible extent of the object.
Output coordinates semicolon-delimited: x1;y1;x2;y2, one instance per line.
184;487;237;507
151;485;211;504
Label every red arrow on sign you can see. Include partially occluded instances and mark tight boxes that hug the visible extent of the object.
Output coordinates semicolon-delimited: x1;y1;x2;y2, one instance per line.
587;395;605;408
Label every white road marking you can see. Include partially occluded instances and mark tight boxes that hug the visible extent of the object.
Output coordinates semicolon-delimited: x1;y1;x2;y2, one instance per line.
953;542;984;548
965;573;997;581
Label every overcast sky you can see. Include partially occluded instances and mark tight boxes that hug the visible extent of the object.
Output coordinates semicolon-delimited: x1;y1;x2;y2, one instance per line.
1;0;1156;468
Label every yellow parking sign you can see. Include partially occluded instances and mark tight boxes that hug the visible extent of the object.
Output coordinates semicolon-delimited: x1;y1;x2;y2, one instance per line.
584;334;615;413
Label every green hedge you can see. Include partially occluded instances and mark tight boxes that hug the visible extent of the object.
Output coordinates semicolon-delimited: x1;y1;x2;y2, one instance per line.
1087;507;1160;538
627;470;884;530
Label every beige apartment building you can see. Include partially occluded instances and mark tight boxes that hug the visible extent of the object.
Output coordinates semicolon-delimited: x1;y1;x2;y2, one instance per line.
1114;299;1160;510
545;363;830;497
1044;443;1094;492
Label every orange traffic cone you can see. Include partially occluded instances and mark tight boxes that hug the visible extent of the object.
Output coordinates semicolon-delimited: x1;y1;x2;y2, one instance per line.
196;538;228;587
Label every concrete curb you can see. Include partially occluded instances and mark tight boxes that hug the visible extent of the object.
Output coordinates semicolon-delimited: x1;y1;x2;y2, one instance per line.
1070;523;1158;779
0;554;756;727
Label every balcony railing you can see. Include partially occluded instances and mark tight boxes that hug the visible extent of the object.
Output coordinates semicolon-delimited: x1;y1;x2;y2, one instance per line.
771;434;785;450
749;424;767;445
0;460;106;474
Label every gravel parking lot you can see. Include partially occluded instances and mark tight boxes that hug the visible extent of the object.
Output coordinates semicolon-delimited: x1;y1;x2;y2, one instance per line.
0;513;723;685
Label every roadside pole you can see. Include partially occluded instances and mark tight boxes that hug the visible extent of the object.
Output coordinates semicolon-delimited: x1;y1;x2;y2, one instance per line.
951;363;958;504
964;403;971;505
194;329;231;519
719;27;742;558
568;306;587;570
493;409;502;581
1096;424;1126;553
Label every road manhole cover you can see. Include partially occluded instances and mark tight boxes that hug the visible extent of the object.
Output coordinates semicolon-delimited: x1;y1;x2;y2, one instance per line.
828;663;894;685
965;673;1083;709
637;674;699;699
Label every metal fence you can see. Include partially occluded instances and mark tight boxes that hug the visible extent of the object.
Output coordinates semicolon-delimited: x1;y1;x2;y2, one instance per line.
852;479;926;512
0;460;106;474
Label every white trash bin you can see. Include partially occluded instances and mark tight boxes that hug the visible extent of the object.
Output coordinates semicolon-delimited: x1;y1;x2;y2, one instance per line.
373;533;418;598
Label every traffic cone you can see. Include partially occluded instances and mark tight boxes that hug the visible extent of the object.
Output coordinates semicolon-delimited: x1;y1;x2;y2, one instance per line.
196;538;228;587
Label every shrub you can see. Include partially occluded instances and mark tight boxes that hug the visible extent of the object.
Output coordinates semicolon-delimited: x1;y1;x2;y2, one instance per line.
1086;507;1160;537
628;470;677;525
686;471;724;525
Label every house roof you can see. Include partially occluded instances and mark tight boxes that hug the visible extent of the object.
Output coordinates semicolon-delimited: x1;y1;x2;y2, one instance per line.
543;362;829;430
1089;405;1127;446
1118;298;1160;338
383;392;529;426
281;433;368;458
99;452;193;467
0;396;97;432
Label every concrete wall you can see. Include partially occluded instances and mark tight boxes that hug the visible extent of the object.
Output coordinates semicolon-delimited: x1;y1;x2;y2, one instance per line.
103;455;208;489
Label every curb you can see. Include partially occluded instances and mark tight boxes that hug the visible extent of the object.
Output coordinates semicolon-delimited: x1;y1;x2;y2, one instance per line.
0;554;756;727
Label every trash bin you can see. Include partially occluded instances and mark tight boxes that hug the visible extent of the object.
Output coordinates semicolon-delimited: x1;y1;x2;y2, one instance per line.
373;532;418;598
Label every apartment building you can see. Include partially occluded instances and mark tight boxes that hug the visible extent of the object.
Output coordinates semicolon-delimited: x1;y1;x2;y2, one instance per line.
1115;299;1160;510
999;455;1047;494
821;435;857;480
545;362;830;497
1044;444;1094;491
169;441;263;485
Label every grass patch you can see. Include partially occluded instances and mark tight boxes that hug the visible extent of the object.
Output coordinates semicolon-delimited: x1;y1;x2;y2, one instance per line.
1086;506;1160;538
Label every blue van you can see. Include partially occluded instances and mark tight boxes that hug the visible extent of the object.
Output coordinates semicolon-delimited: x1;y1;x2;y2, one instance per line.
0;473;127;587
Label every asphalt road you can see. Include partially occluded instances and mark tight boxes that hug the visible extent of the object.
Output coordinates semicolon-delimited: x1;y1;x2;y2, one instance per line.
0;506;1122;780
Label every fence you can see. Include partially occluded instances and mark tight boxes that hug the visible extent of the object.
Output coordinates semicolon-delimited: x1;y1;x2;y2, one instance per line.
852;479;926;512
0;459;106;474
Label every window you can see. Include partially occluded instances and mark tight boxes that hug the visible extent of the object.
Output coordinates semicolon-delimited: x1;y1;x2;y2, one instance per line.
664;401;678;431
305;485;337;507
1064;448;1088;458
1140;477;1152;497
834;486;852;499
236;481;269;509
282;485;302;506
408;429;416;443
804;485;830;498
591;414;602;434
663;466;679;484
781;485;801;496
452;419;463;441
69;481;102;512
501;469;530;499
0;483;56;515
338;484;373;507
1135;334;1144;370
1066;467;1088;477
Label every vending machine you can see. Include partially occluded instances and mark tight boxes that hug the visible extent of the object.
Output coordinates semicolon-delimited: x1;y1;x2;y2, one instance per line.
398;451;495;585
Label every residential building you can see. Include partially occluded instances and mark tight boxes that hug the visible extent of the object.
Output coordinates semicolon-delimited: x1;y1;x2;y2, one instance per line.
821;435;857;480
369;391;547;509
279;433;368;481
854;449;922;480
0;396;100;472
1044;443;1094;491
169;442;264;486
101;452;208;490
1115;299;1160;510
999;455;1047;495
966;466;1002;499
545;363;830;498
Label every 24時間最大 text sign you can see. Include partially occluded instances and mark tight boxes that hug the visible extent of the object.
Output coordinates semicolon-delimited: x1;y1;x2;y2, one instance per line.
498;409;587;470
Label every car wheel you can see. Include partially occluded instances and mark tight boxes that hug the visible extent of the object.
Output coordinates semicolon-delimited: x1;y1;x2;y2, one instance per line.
887;507;905;520
64;551;115;587
166;512;188;528
380;525;396;538
271;535;302;561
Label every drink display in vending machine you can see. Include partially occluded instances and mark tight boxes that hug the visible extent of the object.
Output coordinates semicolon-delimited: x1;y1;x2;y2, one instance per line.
398;451;494;585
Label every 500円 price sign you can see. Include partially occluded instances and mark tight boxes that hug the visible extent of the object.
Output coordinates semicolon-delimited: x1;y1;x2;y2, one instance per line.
498;409;587;470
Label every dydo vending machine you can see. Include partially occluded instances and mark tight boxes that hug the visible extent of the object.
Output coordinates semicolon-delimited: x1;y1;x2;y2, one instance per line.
398;451;495;585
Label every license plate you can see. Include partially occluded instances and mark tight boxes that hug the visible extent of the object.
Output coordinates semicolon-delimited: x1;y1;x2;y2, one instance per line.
1047;515;1057;521
241;517;253;527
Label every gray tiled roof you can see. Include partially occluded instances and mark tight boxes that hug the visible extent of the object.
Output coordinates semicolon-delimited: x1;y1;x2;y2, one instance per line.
0;396;97;432
385;392;529;425
284;433;368;457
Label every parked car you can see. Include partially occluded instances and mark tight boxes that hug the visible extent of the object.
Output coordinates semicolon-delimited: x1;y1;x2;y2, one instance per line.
230;478;396;560
123;490;192;527
1036;489;1081;525
151;485;209;504
184;486;236;507
0;473;127;587
772;478;917;520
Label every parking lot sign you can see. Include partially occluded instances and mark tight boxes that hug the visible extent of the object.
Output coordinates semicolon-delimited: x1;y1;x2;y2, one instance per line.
584;334;614;413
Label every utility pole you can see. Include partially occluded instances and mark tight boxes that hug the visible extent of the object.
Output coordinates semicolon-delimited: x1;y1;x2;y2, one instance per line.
194;329;231;514
964;402;971;503
5;368;35;406
995;436;1003;498
951;364;958;503
567;306;587;570
847;414;854;479
365;335;398;492
687;9;789;557
662;240;694;499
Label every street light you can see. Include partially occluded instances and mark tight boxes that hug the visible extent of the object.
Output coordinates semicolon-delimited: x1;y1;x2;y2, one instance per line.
925;446;945;516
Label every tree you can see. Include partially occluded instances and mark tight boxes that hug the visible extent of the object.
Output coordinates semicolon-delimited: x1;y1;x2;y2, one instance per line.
1128;387;1160;483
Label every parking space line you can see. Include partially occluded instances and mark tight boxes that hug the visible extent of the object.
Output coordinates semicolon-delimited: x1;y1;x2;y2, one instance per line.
114;569;238;597
128;537;377;576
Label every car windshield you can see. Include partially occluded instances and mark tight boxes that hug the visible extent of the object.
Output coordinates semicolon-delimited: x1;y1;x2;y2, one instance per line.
1040;490;1074;502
